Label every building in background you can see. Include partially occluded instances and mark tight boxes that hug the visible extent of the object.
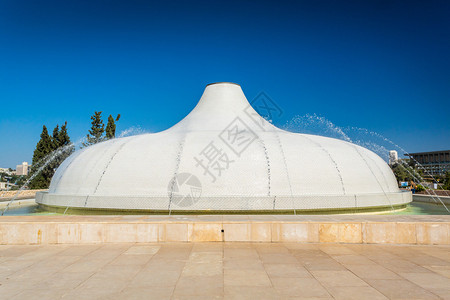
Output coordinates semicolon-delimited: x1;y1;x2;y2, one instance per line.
0;182;17;191
389;150;398;166
16;162;30;176
0;168;13;175
407;150;450;176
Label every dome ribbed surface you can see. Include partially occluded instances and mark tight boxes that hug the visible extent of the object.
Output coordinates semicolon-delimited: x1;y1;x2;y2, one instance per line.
37;83;411;212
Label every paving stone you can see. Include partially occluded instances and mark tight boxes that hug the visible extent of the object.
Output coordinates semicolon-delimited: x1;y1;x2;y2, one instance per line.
326;286;388;300
128;269;181;287
224;286;281;300
310;270;369;287
11;287;68;300
182;262;223;276
271;277;331;297
424;265;450;278
344;264;401;280
113;286;174;300
224;269;272;286
365;279;440;299
173;275;223;297
331;254;377;265
264;263;312;278
399;271;450;289
0;242;448;299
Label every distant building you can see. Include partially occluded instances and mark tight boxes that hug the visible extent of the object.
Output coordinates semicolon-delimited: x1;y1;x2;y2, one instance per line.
16;162;30;176
389;150;398;166
407;150;450;176
0;181;16;191
0;168;12;175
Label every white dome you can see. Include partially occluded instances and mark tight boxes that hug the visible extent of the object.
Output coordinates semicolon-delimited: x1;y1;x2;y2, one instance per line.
37;83;411;213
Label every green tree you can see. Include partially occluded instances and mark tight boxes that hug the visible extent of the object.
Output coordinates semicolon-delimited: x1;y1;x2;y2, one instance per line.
29;125;53;189
105;114;121;139
28;122;75;189
391;162;423;184
443;171;450;190
52;121;75;169
47;124;61;179
58;121;75;155
52;125;60;149
83;111;105;147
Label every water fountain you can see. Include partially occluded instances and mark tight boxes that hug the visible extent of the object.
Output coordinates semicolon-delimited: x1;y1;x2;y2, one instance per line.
1;143;77;215
284;114;449;213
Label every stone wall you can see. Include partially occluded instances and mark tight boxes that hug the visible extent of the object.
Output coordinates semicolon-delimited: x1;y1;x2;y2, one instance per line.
0;215;449;245
0;189;47;201
413;194;450;205
416;189;450;196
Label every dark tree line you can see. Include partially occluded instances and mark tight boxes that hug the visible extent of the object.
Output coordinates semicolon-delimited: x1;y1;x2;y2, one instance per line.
444;172;450;190
390;161;422;183
391;161;450;191
82;112;120;147
29;112;121;189
29;122;74;189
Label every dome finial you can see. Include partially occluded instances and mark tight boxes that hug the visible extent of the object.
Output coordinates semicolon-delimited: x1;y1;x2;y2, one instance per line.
206;82;240;87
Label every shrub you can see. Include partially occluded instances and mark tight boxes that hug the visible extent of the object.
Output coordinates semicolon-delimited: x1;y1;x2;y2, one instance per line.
415;184;426;192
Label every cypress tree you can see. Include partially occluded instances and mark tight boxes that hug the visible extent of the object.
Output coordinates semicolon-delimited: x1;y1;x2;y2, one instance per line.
47;124;60;177
29;122;75;189
51;121;75;168
52;125;60;150
105;114;121;139
57;121;75;163
59;122;74;151
83;111;105;147
29;125;53;189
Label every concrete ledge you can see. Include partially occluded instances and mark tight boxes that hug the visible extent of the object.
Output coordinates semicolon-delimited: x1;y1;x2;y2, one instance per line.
0;215;449;245
36;191;413;213
37;202;410;215
413;194;450;205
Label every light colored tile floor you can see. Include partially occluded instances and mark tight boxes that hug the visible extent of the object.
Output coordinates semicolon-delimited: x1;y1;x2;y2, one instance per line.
0;243;449;299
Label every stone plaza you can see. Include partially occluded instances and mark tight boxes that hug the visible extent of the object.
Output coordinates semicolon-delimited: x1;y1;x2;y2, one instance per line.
1;242;449;299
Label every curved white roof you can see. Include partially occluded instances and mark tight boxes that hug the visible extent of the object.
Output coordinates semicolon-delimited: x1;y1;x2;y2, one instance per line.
37;83;410;212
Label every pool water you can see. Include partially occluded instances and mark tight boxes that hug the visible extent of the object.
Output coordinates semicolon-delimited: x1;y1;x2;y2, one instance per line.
387;201;449;215
1;201;449;216
2;204;58;216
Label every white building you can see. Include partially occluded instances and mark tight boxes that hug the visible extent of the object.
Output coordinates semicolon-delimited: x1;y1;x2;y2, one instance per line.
16;162;29;176
37;83;411;213
0;168;12;175
389;150;398;166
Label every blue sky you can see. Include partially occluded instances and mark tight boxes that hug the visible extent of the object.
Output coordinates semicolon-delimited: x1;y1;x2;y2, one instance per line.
1;0;449;168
